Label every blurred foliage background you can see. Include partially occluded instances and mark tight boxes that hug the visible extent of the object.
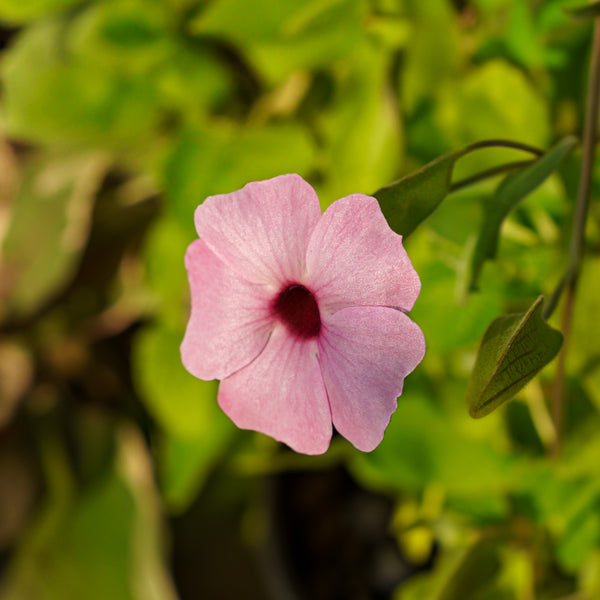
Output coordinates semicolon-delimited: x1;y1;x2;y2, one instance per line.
0;0;599;598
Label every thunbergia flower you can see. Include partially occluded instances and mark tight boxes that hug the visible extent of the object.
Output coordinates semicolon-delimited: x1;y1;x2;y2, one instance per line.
181;174;425;455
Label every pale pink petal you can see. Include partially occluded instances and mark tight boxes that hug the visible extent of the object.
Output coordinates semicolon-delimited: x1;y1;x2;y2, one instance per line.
305;194;421;314
318;306;425;452
181;240;274;381
194;174;321;286
218;326;332;455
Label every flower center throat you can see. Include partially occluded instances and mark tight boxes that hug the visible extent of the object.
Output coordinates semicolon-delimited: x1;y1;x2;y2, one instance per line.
272;284;321;339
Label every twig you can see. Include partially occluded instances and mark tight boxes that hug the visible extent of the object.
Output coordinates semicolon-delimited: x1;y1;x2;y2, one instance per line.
450;159;535;193
550;18;600;457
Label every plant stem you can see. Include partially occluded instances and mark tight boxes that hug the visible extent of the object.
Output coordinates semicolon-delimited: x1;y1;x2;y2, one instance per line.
449;159;535;193
463;139;544;156
549;18;600;457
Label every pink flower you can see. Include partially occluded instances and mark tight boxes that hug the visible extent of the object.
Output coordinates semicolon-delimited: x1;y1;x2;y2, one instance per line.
181;174;425;455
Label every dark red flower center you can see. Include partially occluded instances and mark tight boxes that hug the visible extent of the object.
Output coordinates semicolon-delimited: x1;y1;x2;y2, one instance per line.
272;284;321;339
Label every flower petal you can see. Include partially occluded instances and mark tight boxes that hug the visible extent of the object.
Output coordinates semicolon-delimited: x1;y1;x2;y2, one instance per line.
194;174;322;286
181;240;273;381
318;306;425;452
305;194;421;313
218;326;332;455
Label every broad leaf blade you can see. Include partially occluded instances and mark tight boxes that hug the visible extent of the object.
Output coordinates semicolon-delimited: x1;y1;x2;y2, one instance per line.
469;136;577;290
468;296;563;418
0;153;107;320
374;150;462;236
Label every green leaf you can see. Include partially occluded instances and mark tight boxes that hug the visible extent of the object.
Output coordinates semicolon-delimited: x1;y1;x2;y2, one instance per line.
0;0;85;23
400;0;462;112
160;433;233;513
165;124;315;227
469;135;577;290
67;1;172;76
438;539;502;600
0;153;107;320
434;61;550;157
468;296;563;419
132;324;227;439
374;136;553;237
409;260;502;354
396;538;503;600
1;426;177;600
132;324;235;510
1;19;160;146
565;0;600;20
556;497;600;572
321;43;401;204
374;149;463;237
191;0;366;82
351;392;511;499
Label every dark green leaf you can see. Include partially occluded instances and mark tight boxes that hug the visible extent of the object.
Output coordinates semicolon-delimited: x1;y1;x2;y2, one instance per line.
469;136;577;291
374;150;462;237
468;296;563;419
374;138;549;238
565;0;600;20
438;538;501;600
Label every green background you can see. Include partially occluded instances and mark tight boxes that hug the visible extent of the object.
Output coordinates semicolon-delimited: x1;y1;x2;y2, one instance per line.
0;0;599;598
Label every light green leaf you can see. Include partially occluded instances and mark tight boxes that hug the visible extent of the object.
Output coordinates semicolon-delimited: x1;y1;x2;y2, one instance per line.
556;497;600;572
321;43;401;204
0;0;85;23
160;433;233;513
468;296;563;419
352;392;511;499
132;324;234;509
142;215;193;330
165;124;315;227
434;61;550;156
409;260;502;354
400;0;462;112
469;135;577;290
191;0;365;82
1;153;107;320
1;19;160;146
67;0;172;76
132;324;226;439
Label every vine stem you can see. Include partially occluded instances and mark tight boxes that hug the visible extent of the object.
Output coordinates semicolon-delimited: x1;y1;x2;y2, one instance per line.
462;139;544;156
449;159;535;193
550;18;600;458
447;139;542;194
